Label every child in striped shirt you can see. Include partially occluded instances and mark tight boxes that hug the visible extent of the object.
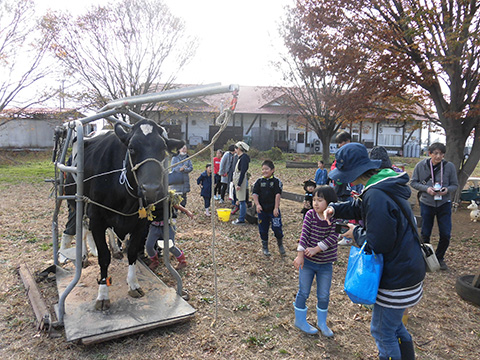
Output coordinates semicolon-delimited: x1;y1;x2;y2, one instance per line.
293;185;339;337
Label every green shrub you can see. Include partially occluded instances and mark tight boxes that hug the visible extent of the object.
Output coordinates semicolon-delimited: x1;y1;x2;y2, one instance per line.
192;143;211;160
248;147;260;159
264;147;283;161
223;138;238;151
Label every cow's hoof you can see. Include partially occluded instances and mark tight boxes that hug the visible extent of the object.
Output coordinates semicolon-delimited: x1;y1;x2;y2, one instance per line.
95;299;111;311
128;288;145;298
112;251;124;260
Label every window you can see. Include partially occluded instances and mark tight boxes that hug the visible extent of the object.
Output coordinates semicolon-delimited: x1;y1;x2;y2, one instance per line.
378;134;402;146
297;132;305;143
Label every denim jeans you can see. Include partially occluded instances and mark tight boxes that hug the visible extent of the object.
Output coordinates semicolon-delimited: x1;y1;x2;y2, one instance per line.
295;259;332;310
371;304;411;360
145;224;180;258
420;201;452;260
257;210;283;241
202;196;211;210
238;200;247;222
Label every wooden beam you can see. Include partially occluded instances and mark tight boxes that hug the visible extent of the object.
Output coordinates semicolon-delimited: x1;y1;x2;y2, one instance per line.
286;161;318;169
282;191;304;203
18;263;52;331
245;114;259;135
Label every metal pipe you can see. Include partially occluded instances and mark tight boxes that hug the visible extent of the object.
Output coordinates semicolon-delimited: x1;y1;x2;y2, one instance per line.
161;158;183;296
63;109;120;128
99;83;239;112
57;120;85;325
56;164;78;174
56;195;76;201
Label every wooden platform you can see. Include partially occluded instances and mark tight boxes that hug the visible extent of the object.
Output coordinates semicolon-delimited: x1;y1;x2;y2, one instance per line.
286;161;318;168
55;258;195;344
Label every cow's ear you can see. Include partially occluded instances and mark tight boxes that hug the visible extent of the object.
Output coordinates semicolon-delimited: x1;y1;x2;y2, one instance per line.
114;123;130;144
166;138;185;154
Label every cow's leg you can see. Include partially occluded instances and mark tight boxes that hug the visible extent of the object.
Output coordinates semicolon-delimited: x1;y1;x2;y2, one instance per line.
83;227;98;257
106;228;123;259
126;226;146;298
91;222;111;310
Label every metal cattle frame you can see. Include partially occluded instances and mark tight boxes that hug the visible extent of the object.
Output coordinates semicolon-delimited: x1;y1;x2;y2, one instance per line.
50;83;239;343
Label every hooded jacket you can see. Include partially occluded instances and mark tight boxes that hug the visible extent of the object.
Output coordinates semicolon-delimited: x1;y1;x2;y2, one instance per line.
170;153;193;193
330;169;426;290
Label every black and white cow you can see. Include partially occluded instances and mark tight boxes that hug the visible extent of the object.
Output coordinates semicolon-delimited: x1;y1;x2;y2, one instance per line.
66;120;184;310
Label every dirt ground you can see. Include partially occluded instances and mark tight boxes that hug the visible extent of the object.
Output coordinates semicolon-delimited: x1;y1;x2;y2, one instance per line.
0;161;479;360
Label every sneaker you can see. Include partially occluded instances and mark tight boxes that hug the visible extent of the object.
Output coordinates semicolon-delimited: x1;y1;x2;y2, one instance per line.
439;259;448;270
219;199;224;204
231;219;246;225
231;206;239;215
205;209;211;216
338;237;353;246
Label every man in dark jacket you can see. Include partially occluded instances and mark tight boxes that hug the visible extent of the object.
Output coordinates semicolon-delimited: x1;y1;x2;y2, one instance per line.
325;143;425;360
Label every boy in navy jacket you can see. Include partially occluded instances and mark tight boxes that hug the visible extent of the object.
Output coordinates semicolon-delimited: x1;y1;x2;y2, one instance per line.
197;164;213;216
252;160;284;256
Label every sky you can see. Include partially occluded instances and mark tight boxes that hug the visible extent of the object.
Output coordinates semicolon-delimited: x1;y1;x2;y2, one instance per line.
35;0;294;88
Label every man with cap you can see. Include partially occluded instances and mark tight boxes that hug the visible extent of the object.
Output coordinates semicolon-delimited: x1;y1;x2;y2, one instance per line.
231;141;250;224
324;143;425;360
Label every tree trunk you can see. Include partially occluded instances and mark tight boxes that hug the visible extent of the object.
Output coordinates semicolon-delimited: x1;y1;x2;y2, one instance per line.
320;134;332;166
445;122;480;203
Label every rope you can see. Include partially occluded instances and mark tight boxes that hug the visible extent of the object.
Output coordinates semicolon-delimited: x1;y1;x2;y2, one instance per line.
211;142;219;326
165;108;234;173
82;193;168;217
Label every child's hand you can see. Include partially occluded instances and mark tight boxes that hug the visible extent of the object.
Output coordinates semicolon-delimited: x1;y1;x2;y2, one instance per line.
185;210;194;219
256;204;263;213
304;246;320;257
323;206;334;224
293;255;304;270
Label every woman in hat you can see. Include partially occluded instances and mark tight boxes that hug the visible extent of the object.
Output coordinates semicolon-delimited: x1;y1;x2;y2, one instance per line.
231;141;250;224
324;143;425;360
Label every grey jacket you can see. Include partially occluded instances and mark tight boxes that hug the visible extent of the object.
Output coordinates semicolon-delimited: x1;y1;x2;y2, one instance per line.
219;152;234;184
410;158;458;207
170;153;193;194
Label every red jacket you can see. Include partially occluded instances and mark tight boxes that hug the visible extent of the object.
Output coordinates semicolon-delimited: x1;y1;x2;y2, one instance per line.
213;157;221;174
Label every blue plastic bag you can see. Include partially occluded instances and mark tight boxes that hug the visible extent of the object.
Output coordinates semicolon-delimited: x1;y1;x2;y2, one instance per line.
344;242;384;305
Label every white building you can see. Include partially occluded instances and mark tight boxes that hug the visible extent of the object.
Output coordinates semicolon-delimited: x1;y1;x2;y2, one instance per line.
145;85;423;157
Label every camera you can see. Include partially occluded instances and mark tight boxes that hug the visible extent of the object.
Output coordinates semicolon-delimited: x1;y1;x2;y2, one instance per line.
335;223;350;234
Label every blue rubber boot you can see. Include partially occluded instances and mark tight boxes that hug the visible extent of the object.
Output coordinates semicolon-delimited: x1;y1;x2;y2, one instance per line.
294;304;318;335
316;307;334;337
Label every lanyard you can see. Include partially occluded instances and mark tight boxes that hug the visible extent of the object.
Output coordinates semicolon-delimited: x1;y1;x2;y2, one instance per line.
429;160;443;186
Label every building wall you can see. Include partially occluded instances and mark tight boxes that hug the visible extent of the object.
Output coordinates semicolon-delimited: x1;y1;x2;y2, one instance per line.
152;110;423;157
0;118;63;148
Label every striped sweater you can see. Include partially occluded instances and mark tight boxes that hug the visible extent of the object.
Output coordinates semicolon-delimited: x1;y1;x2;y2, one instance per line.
297;209;339;264
377;282;423;309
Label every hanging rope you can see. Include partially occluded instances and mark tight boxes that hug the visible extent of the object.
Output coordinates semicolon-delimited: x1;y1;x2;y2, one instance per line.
210;143;219;326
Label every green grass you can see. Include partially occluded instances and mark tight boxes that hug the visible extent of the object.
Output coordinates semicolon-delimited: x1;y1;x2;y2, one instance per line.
0;151;54;185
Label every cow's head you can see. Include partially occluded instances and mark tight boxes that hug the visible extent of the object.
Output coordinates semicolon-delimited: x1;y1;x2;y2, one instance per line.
115;120;185;204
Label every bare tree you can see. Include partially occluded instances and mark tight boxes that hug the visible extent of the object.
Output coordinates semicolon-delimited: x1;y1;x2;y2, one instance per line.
43;0;197;116
0;0;54;111
276;2;422;163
